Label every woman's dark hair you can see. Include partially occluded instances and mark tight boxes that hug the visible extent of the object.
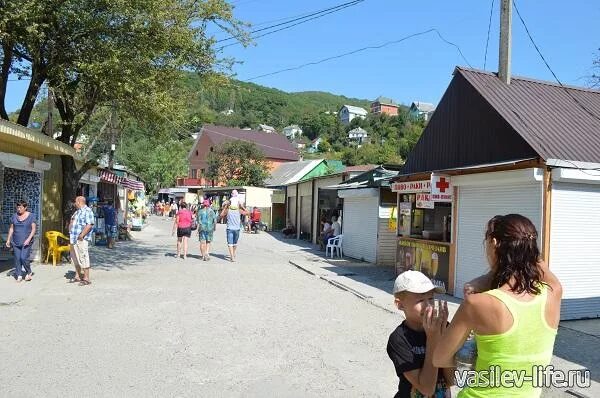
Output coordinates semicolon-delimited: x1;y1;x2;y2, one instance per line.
180;202;187;209
486;214;543;295
16;200;28;208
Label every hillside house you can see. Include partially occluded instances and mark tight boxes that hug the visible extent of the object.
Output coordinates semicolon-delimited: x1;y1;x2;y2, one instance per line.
339;105;368;125
283;125;302;139
187;125;299;186
307;137;322;153
371;96;400;116
409;101;436;122
348;127;369;145
258;124;276;133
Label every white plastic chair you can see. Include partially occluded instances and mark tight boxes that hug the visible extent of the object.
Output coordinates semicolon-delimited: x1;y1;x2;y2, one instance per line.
326;235;343;258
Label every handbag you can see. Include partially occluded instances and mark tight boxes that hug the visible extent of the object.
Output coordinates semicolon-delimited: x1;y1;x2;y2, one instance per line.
191;218;198;231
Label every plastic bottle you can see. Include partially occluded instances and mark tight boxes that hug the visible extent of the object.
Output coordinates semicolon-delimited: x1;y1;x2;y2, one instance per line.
455;331;478;372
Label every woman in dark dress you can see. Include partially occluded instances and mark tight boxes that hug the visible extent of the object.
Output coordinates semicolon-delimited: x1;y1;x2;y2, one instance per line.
6;200;37;282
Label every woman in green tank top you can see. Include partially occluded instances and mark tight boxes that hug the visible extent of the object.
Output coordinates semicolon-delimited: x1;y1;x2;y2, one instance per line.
433;214;563;397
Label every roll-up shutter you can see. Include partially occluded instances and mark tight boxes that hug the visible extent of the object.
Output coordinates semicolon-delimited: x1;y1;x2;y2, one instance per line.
300;195;312;237
550;182;600;320
455;184;542;298
342;196;378;263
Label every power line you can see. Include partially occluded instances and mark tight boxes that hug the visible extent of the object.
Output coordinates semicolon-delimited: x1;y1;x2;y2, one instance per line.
512;0;600;125
218;1;365;50
245;28;473;82
217;0;364;44
483;0;495;70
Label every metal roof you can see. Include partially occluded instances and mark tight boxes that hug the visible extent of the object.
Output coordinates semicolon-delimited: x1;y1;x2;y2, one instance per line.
192;125;299;161
410;101;435;112
341;105;368;115
458;67;600;164
264;159;323;186
373;96;398;106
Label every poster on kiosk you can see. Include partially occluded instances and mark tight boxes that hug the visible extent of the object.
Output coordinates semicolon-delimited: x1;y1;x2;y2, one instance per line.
395;174;452;292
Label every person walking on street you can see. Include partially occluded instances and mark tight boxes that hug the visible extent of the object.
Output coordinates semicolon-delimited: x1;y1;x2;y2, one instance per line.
6;200;37;282
68;196;95;286
172;202;192;259
197;199;217;261
103;199;117;249
221;191;246;262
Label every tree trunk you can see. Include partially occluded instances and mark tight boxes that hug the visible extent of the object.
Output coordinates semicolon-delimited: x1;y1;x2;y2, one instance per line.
16;64;46;127
0;41;12;120
61;155;79;229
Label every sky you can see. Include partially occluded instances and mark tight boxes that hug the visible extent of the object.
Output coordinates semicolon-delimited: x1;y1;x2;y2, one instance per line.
5;0;600;112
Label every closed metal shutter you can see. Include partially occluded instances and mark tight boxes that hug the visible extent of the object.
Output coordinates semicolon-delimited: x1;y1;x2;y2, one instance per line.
343;196;378;263
287;196;296;230
550;182;600;320
300;196;312;237
455;184;542;298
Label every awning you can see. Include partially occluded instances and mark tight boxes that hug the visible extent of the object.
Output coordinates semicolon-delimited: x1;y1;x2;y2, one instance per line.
121;178;145;191
99;170;122;184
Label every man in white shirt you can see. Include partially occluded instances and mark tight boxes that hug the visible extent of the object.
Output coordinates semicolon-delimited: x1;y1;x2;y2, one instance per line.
331;216;341;237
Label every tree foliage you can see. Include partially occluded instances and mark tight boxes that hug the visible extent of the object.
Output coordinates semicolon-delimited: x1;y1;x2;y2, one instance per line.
0;0;248;215
206;141;270;187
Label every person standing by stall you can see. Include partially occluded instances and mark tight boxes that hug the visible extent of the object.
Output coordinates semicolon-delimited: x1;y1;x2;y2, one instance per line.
433;214;562;397
6;200;37;282
172;202;192;260
103;200;117;249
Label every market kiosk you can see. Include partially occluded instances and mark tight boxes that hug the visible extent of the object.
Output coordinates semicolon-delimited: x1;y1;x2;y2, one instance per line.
392;174;454;293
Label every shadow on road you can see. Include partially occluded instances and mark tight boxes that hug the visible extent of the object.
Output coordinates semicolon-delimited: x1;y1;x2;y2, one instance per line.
90;239;167;272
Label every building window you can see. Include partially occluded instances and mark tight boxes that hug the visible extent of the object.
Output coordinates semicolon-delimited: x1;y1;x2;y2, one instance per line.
201;168;205;175
210;147;214;152
191;169;197;178
196;150;198;156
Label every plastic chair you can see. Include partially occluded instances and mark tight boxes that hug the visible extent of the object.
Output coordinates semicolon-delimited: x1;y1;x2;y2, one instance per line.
45;231;71;266
326;234;344;258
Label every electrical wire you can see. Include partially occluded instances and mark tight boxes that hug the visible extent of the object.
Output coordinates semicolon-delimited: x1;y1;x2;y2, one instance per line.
245;28;473;81
483;0;495;70
217;0;364;43
218;1;365;50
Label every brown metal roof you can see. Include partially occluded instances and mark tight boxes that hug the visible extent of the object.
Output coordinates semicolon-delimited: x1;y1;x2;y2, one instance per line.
458;67;600;164
200;125;299;161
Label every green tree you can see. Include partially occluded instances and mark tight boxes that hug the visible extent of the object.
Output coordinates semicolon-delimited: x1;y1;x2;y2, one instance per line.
0;0;248;217
206;141;269;186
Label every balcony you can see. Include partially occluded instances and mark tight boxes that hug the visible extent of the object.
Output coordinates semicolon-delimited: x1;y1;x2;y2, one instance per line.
176;177;207;187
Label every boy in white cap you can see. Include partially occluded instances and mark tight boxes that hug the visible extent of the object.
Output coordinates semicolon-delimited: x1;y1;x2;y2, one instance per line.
387;270;454;398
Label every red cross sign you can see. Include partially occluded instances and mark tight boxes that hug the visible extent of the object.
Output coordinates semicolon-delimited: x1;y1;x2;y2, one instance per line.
430;174;453;202
436;177;450;193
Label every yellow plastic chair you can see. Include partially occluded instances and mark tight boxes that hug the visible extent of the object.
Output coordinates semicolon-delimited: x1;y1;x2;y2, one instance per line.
45;231;71;266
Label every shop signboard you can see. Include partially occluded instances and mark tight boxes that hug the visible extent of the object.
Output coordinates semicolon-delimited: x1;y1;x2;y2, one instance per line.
430;174;453;202
391;180;431;193
416;193;434;209
396;238;449;292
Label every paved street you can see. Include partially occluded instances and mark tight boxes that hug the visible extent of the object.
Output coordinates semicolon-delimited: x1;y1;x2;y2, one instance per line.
0;217;399;397
1;215;598;397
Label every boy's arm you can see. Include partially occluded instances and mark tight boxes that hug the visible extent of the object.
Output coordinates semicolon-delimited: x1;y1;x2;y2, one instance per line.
402;341;441;396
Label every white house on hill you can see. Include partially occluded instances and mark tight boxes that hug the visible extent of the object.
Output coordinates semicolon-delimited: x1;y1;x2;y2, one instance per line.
283;125;303;139
339;105;368;125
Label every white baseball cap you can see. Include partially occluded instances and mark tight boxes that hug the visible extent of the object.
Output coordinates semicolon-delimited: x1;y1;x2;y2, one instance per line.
393;270;445;294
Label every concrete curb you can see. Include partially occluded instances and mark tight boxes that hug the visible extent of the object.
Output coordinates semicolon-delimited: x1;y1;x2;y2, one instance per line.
289;259;397;314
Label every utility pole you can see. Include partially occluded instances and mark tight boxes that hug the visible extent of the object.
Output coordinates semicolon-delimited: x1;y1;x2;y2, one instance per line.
498;0;512;84
108;103;117;169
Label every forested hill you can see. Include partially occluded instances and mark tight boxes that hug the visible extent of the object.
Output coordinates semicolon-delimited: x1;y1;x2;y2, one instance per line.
182;73;378;130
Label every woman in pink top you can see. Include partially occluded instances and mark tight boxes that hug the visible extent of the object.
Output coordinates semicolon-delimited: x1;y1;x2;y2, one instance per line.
172;202;193;259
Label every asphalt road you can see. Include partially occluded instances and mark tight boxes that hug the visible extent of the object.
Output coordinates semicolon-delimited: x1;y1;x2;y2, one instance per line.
0;217;400;397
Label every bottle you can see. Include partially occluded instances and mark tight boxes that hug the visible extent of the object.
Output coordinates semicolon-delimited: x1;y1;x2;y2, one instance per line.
455;331;478;372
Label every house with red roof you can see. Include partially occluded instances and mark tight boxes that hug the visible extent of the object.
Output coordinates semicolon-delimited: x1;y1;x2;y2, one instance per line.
183;125;299;187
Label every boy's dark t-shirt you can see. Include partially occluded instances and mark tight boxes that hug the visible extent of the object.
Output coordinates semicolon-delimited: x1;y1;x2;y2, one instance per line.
387;321;451;398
